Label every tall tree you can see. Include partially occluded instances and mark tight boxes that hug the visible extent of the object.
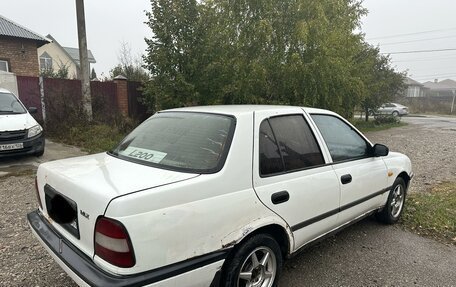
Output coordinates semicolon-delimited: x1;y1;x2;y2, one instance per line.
144;0;201;109
90;67;97;80
143;0;403;116
354;43;406;121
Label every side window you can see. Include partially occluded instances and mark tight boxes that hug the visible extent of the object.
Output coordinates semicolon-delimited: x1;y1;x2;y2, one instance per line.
259;115;325;176
259;120;284;175
311;114;370;162
39;52;53;71
0;60;9;72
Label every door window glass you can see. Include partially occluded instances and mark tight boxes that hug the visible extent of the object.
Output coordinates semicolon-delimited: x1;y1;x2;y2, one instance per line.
259;120;284;175
311;114;370;162
259;115;324;176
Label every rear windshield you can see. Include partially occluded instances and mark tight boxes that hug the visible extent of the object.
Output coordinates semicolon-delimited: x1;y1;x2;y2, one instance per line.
111;112;236;173
0;92;26;114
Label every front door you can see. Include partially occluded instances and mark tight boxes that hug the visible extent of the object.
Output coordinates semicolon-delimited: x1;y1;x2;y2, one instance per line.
310;114;389;225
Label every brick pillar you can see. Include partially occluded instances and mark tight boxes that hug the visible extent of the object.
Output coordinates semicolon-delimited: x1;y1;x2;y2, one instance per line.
113;75;128;116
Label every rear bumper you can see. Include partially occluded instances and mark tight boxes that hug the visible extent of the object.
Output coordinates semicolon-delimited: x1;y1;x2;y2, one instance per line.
0;132;44;157
27;210;227;287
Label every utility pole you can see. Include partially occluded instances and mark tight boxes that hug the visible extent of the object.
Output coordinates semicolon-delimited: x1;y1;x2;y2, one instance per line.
451;90;455;114
75;0;92;120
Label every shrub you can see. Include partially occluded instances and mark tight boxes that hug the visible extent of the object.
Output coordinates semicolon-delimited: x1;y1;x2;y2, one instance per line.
374;114;401;125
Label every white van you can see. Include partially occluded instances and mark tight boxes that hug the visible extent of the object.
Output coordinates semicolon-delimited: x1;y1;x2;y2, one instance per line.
0;88;44;157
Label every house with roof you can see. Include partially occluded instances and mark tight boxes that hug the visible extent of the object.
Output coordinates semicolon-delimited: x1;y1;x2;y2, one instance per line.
0;14;49;77
422;79;456;97
404;77;426;97
38;34;96;79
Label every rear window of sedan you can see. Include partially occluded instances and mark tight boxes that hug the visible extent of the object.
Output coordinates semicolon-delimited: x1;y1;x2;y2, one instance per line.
111;112;236;173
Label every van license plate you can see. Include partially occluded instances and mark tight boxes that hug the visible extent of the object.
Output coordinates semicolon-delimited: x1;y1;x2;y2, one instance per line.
0;143;23;151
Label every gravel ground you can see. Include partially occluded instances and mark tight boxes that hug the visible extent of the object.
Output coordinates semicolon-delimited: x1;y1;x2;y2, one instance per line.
0;175;76;287
0;116;455;286
365;116;456;193
280;218;456;286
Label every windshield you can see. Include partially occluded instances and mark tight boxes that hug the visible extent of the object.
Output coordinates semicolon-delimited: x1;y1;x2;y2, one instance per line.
0;92;27;114
111;112;236;173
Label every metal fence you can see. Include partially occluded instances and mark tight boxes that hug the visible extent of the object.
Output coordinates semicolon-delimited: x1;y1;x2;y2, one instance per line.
15;76;149;128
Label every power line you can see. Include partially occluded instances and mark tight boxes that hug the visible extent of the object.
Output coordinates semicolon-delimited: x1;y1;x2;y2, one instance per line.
381;48;456;55
376;35;456;46
412;72;456;79
366;28;456;40
414;77;456;82
393;56;456;63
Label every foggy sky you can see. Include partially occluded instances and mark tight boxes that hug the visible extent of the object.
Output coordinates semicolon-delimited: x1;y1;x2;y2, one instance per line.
2;0;455;82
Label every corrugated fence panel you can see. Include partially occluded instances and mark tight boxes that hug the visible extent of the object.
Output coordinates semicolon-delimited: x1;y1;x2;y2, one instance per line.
16;76;42;122
91;81;118;122
43;78;82;129
127;81;150;121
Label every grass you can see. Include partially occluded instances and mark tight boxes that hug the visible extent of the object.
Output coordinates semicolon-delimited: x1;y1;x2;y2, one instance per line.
48;124;129;154
401;182;456;245
352;118;407;132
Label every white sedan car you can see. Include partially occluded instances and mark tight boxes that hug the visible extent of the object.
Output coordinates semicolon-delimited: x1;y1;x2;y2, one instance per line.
28;105;412;287
371;103;409;117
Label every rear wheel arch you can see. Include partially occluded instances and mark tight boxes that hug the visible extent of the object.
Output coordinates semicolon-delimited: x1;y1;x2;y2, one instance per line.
223;224;291;265
220;224;290;286
251;224;291;258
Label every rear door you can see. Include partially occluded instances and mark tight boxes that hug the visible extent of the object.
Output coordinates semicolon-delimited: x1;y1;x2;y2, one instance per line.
382;103;394;114
252;109;340;250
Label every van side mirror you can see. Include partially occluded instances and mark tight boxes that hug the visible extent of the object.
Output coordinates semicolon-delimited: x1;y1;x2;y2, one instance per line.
28;107;37;114
373;144;389;157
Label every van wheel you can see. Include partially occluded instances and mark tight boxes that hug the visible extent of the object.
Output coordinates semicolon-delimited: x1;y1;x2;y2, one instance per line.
222;234;282;287
377;177;406;224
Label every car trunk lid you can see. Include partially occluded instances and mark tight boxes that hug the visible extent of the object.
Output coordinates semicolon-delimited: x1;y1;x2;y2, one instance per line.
36;152;199;261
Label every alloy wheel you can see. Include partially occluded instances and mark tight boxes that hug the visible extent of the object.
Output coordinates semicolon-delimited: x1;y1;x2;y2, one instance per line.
237;247;277;287
390;184;404;218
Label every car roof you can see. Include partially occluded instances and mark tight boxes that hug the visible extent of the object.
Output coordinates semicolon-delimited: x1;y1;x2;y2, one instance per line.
163;105;335;117
0;88;13;94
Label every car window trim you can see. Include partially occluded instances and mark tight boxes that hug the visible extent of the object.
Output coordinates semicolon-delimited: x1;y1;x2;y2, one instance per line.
262;118;286;174
260;162;333;178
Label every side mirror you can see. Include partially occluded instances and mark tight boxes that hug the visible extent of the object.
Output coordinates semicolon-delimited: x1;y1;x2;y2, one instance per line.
373;143;389;157
28;107;37;114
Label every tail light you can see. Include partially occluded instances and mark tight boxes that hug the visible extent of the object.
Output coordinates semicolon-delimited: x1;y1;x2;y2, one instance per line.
94;217;135;268
35;177;43;209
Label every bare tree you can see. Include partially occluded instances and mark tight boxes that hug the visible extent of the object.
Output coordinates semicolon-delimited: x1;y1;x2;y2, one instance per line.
110;41;150;82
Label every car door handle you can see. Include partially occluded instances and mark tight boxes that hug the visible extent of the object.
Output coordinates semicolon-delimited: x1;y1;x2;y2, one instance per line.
341;174;352;185
271;191;289;205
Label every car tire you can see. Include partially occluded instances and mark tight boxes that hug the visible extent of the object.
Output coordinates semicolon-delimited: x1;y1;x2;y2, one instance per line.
392;111;399;117
35;148;44;157
377;177;406;224
222;234;283;287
